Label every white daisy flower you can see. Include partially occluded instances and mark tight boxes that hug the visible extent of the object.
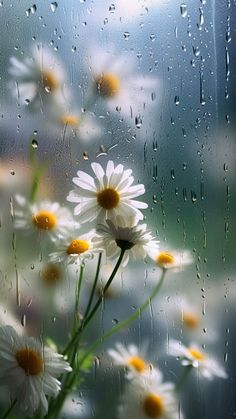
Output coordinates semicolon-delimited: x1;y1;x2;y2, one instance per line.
50;107;102;142
160;295;218;342
49;230;99;265
108;342;156;378
168;339;227;380
86;46;158;125
67;160;148;224
119;374;183;419
0;325;71;414
148;248;193;271
14;195;78;242
93;216;159;267
9;44;68;109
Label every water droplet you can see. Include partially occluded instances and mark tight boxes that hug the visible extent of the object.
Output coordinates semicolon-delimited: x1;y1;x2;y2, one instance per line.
150;33;155;42
21;314;26;327
10;170;15;175
135;115;143;129
32;139;38;149
174;95;180;105
31;4;37;14
112;318;119;324
109;3;115;12
180;4;187;18
71;46;76;52
123;32;130;40
50;2;58;13
83;151;89;160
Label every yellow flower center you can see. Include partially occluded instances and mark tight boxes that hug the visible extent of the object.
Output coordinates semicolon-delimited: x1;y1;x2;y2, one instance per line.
97;188;120;210
66;239;90;255
128;356;147;373
96;72;120;98
182;312;199;329
143;393;164;418
188;347;205;361
42;70;59;92
15;348;44;376
156;252;175;266
41;263;62;286
32;210;57;230
60;114;79;126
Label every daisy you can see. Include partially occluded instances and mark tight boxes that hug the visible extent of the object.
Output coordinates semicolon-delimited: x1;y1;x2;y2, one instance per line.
168;340;227;380
49;230;99;265
0;325;71;414
93;216;159;267
67;160;148;224
108;342;155;378
14;195;78;242
50;105;102;142
119;374;183;419
86;46;158;125
148;248;193;271
9;44;68;109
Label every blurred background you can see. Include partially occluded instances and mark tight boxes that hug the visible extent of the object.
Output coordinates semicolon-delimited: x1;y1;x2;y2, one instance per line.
0;0;235;418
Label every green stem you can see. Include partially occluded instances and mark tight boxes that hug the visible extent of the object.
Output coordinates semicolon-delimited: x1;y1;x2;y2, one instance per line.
81;249;125;331
1;400;16;419
83;252;102;319
78;268;166;367
175;365;193;391
63;249;125;357
72;265;84;336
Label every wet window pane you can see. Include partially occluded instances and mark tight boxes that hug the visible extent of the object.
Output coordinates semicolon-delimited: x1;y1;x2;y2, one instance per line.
0;1;235;418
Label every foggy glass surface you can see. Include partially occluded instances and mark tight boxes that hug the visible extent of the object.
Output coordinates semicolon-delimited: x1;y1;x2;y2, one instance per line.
0;1;235;418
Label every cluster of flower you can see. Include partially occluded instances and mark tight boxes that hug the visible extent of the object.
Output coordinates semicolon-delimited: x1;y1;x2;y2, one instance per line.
8;44;158;141
107;340;227;418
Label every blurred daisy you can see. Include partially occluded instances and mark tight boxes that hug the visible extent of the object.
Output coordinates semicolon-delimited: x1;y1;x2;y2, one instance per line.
0;325;71;414
49;230;99;265
108;342;154;378
168;340;227;380
158;294;217;343
148;249;193;270
119;374;182;419
51;107;101;142
94;216;159;267
14;195;77;242
9;45;68;109
67;160;148;224
87;46;158;125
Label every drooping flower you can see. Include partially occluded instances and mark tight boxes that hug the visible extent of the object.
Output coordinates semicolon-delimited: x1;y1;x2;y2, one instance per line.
0;325;71;414
119;373;183;419
49;230;99;265
67;160;148;224
14;195;78;242
86;46;158;126
148;248;193;271
168;339;227;380
9;45;68;109
93;216;159;266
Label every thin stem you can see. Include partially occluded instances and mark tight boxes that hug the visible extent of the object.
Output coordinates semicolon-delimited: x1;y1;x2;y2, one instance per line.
63;249;125;356
72;265;84;336
78;268;166;367
175;366;193;391
83;252;102;319
81;249;125;331
1;400;16;419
